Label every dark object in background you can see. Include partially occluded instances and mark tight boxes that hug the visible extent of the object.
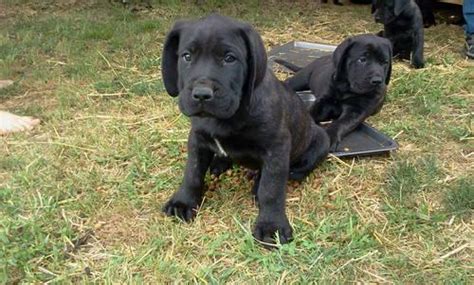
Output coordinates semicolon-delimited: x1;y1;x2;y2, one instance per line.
161;14;330;246
372;0;425;69
323;0;344;5
416;0;436;27
109;0;152;11
350;0;372;3
274;35;392;151
436;2;464;25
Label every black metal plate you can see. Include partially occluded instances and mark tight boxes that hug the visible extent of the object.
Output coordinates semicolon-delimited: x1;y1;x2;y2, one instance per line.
330;122;398;157
269;41;398;158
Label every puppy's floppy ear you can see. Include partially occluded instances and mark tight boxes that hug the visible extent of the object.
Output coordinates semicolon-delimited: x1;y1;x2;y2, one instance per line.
393;0;411;16
238;23;267;99
332;37;355;82
161;21;188;97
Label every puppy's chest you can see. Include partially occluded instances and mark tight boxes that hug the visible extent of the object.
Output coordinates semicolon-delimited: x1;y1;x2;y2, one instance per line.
207;135;263;166
386;15;416;33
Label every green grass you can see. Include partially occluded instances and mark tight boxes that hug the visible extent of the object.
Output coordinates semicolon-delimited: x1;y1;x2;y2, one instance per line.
1;0;473;283
445;177;474;216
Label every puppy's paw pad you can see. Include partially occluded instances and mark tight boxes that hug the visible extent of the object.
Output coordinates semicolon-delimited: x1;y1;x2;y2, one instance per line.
253;218;293;247
163;199;198;222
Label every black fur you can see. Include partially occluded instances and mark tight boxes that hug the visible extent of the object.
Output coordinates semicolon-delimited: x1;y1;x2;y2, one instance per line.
416;0;436;28
372;0;425;68
161;14;330;246
322;0;343;5
275;34;392;149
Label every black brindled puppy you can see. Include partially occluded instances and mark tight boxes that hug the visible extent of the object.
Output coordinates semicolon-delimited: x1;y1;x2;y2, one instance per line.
274;34;392;149
372;0;425;68
161;14;330;246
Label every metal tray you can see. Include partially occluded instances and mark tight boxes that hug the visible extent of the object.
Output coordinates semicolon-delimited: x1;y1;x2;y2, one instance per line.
268;41;336;70
270;41;398;158
329;122;398;157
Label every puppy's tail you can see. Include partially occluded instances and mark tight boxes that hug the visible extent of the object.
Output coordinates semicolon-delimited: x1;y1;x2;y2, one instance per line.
273;58;302;72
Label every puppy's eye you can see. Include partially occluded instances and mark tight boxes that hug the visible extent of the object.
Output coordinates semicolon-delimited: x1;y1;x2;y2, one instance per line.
358;57;367;64
182;53;192;62
224;54;236;63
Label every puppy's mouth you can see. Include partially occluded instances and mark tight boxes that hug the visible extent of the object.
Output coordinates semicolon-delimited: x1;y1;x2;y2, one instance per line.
178;90;240;120
350;81;383;94
190;109;214;118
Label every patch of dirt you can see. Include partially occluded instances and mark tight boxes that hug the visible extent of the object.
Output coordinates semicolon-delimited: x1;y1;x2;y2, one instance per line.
93;205;157;248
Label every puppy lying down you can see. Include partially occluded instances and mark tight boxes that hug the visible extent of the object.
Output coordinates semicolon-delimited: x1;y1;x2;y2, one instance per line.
275;34;392;149
161;14;330;246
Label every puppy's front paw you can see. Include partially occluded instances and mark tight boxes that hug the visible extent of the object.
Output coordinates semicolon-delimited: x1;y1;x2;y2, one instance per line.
325;127;340;151
163;196;199;222
329;142;339;152
253;215;293;247
412;58;424;69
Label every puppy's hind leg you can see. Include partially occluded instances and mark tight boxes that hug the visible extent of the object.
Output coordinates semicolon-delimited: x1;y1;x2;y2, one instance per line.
289;125;330;181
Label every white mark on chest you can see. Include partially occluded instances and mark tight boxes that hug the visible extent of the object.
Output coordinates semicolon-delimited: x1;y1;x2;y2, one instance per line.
213;138;228;157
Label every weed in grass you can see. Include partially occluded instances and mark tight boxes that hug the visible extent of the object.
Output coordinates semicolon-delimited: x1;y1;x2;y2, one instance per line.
444;177;474;217
385;155;441;204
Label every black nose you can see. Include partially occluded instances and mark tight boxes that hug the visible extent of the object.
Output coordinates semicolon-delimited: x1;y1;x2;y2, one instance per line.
370;76;383;86
192;86;214;101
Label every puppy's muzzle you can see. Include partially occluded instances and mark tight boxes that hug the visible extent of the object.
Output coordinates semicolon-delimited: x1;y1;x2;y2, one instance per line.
192;86;214;102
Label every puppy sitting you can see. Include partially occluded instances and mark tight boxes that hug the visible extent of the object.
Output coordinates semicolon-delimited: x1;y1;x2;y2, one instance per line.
275;34;392;149
161;14;330;245
372;0;425;68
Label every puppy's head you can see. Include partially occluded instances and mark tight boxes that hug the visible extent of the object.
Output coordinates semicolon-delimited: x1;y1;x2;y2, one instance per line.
372;0;411;24
333;34;392;94
161;14;267;119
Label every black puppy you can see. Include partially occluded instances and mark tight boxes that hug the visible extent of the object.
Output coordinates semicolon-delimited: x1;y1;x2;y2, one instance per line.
416;0;436;28
275;34;392;149
372;0;424;68
161;14;330;245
